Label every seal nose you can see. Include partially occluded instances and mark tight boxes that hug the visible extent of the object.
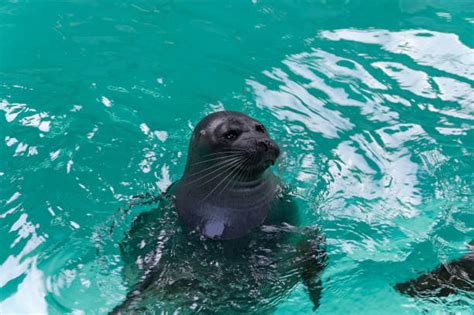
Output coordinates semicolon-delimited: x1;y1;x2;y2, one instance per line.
274;144;280;158
257;140;269;152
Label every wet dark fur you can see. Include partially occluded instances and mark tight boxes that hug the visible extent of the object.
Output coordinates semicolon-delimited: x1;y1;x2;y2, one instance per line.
175;111;281;240
109;111;326;313
395;244;474;298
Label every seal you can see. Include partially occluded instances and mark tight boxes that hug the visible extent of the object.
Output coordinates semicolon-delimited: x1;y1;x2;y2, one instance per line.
395;242;474;297
174;111;281;239
109;111;326;314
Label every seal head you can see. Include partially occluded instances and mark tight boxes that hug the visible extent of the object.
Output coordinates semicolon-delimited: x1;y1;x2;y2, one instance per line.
174;111;280;240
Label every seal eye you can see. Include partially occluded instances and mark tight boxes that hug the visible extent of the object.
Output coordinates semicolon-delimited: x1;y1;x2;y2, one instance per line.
223;130;239;140
255;124;265;133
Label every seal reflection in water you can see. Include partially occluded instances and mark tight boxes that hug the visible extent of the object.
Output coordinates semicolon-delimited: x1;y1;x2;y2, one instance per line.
110;111;326;314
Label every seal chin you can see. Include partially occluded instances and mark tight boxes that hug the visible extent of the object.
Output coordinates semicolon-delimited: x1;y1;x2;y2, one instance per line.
265;159;276;166
245;158;276;176
244;144;279;175
263;158;275;167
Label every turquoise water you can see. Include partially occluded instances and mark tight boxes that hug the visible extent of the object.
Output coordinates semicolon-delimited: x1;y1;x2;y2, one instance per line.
1;1;473;314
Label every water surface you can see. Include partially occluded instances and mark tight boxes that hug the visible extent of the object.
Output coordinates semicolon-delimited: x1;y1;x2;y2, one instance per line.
1;1;473;314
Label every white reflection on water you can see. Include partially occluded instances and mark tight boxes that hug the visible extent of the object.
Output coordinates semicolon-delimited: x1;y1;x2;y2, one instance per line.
433;76;474;110
0;257;47;315
328;123;425;222
0;206;47;313
372;62;436;98
283;49;398;122
248;76;354;139
292;49;387;90
0;99;51;132
246;29;474;264
321;29;474;81
1;16;473;311
0;99;27;123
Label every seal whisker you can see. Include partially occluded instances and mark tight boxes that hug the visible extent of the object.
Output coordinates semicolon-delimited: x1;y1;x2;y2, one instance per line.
193;157;246;188
231;162;247;188
184;157;241;183
235;158;251;183
218;156;251;195
230;157;250;185
190;153;246;166
228;156;252;191
202;150;246;157
184;156;246;187
189;155;245;169
188;156;241;176
201;158;248;201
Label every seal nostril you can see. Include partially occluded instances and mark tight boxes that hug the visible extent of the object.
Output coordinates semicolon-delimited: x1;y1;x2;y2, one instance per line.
258;141;268;152
255;124;265;133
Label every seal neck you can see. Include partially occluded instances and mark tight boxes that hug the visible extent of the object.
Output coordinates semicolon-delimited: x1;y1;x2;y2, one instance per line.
175;166;279;240
225;169;272;190
182;163;271;189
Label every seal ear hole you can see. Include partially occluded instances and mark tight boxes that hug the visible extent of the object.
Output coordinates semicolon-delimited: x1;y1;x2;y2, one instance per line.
255;124;266;133
199;130;207;138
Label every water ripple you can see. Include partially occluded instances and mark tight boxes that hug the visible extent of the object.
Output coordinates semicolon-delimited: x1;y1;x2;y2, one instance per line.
1;2;473;313
321;29;474;81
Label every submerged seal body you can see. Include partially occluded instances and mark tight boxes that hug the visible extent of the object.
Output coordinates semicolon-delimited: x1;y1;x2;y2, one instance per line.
174;111;281;239
395;243;474;298
110;111;326;314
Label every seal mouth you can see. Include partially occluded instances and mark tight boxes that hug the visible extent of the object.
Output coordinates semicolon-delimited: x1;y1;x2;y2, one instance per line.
265;158;276;166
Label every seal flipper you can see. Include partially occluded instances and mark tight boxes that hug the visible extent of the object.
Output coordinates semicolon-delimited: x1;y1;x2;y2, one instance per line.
110;260;172;315
395;243;474;297
297;230;327;310
109;272;156;315
267;188;327;310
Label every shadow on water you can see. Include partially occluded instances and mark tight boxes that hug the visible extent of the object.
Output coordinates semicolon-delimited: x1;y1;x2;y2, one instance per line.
0;0;473;314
